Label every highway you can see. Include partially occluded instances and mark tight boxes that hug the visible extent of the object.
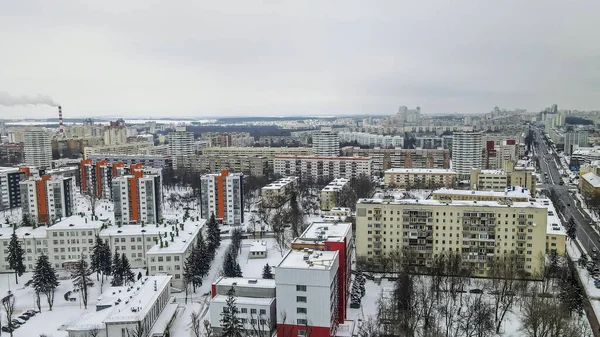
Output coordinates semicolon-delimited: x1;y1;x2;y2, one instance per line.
534;130;600;256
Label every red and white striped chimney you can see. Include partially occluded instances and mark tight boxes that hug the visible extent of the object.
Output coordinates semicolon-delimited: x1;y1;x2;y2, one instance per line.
58;105;64;135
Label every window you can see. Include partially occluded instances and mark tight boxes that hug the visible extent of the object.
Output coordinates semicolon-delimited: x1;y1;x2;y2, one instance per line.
297;307;307;314
297;319;307;325
296;285;307;292
241;308;247;313
298;330;306;336
260;309;266;315
296;296;307;303
250;308;257;314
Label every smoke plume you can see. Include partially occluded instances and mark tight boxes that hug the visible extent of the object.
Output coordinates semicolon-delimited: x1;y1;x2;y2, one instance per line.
0;91;59;107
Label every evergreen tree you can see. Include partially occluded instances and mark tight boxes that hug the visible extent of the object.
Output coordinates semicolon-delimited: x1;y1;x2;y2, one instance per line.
32;254;60;311
71;257;92;309
262;264;273;279
195;232;210;278
111;251;123;286
234;262;242;277
350;280;362;308
21;213;31;227
90;235;104;280
207;213;221;254
220;287;244;337
183;253;195;303
223;252;238;278
8;228;26;284
121;253;135;285
565;217;577;241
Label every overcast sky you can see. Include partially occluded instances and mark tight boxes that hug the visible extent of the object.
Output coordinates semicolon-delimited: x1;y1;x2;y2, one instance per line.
1;1;599;119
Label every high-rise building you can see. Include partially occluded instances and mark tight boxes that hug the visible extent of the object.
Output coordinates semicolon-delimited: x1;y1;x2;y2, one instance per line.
20;175;75;224
452;131;482;180
274;156;372;184
0;121;6;137
112;166;162;225
312;127;339;157
0;167;26;210
167;126;194;168
24;129;52;169
80;159;130;199
103;119;128;145
199;170;244;226
564;130;588;156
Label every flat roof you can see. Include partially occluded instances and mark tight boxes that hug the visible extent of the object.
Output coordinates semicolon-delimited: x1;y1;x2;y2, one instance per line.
215;277;276;289
104;275;172;323
278;249;338;270
358;198;547;209
149;303;178;336
0;167;19;173
250;241;268;252
211;294;274;306
262;177;298;190
274;155;372;161
146;219;205;255
385;168;456;174
99;225;171;237
582;172;600;188
479;169;506;175
433;187;531;198
299;222;351;243
67;305;113;331
46;216;105;230
541;199;566;236
0;226;47;240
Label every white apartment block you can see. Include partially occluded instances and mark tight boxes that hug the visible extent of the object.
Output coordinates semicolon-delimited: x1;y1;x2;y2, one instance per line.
452;131;483;180
24;129;52;169
112;171;162;225
20;175;75;225
312;127;340;157
338;132;404;148
201;146;313;167
320;178;350;211
274;156;372;184
384;168;456;188
261;176;298;208
200;170;244;226
209;277;277;336
0;167;25;210
167;126;195;168
83;141;155;159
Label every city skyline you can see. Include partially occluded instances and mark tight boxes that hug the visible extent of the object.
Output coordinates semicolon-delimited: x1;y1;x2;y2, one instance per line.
1;1;599;119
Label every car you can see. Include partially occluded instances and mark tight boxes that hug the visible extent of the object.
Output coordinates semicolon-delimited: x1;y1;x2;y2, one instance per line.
567;203;571;207
25;309;39;315
11;319;24;326
1;326;14;333
593;248;598;253
17;315;29;321
469;289;483;294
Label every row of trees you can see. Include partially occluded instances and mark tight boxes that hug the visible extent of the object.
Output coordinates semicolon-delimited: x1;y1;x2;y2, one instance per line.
358;250;591;337
222;229;243;278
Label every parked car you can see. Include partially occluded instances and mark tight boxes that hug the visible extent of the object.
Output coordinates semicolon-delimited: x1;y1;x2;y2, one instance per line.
17;315;30;321
25;309;39;315
1;326;14;333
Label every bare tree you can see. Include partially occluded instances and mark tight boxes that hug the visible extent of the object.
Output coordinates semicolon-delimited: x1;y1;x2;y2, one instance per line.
271;207;290;257
126;322;145;337
2;294;15;337
203;319;213;337
190;311;201;337
357;316;380;337
488;253;527;334
88;328;101;337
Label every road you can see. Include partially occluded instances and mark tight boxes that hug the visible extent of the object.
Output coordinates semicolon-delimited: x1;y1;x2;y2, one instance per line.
534;131;600;256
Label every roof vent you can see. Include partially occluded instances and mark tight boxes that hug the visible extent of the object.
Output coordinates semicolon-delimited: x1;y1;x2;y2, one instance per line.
248;279;258;284
69;224;75;227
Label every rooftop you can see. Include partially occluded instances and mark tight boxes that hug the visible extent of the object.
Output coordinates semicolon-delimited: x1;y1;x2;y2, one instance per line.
249;240;268;253
146;219;205;255
322;178;350;191
298;222;351;243
357;197;547;209
582;172;600;188
541;199;566;236
433;187;532;199
479;169;506;175
46;216;106;230
0;167;19;174
211;294;274;306
0;225;47;240
385;168;456;174
278;249;338;270
215;277;276;289
104;275;172;323
262;177;298;190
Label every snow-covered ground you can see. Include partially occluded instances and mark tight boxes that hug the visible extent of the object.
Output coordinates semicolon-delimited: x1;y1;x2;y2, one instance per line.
372;188;433;200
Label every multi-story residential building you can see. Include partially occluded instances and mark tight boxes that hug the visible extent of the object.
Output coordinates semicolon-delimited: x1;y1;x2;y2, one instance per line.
580;172;600;199
67;275;175;337
200;170;244;225
355;195;565;277
20;175;75;225
565;130;589;156
0;167;26;210
432;187;531;202
100;224;169;269
24;129;52;169
81;159;126;199
483;139;520;170
338;132;403;148
167;126;195;168
103;119;127;145
275;250;340;337
470;161;537;196
341;147;451;175
452;131;483;180
208;277;277;336
176;154;269;177
312;127;339;157
320;178;350;211
572;146;600;166
202;146;313;167
274;156;372;184
384;168;456;188
46;166;81;187
112;167;162;225
261;176;298;208
0;144;24;165
89;154;173;170
83;141;155;159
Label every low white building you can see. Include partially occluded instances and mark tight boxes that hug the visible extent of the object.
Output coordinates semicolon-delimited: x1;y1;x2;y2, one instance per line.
67;275;176;337
209;277;276;336
261;176;298;208
248;240;268;259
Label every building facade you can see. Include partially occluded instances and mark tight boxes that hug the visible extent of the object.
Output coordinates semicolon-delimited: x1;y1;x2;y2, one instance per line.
200;170;244;225
320;178;350;211
112;168;162;225
312;127;340;157
24;129;52;169
261;176;298;208
384;168;456;188
89;154;173;170
274;156;372;184
83;141;155;159
452;131;483;180
580;172;600;199
0;167;26;210
167;126;195;168
341;147;451;175
176;154;269;177
202;146;313;167
20;175;75;224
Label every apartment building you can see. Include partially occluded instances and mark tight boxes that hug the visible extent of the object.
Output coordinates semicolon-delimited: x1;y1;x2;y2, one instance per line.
46;166;81;187
112;167;162;225
355;195;564;278
200;170;244;225
20;175;75;225
432;187;531;202
483;139;520;170
384;168;456;188
176;154;269;177
167;126;195;168
67;275;175;337
209;277;277;336
83;141;155;159
0;144;24;165
274;156;372;183
341;147;450;175
320;178;350;211
452;131;483;180
261;176;298;208
275;250;340;337
24;129;52;169
313;127;339;157
0;167;26;210
580;172;600;199
202;146;313;167
470;162;536;196
338;132;403;148
89;154;173;170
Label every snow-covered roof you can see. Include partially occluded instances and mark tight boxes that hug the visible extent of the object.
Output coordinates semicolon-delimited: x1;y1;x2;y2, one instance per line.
0;167;19;174
582;172;600;188
46;216;105;230
215;277;276;289
146;220;204;255
249;240;268;253
322;178;350;192
67;305;113;331
298;222;351;243
149;302;178;336
104;275;172;323
278;249;338;270
358;197;547;209
261;177;298;190
433;187;531;199
211;294;274;306
479;169;507;175
385;168;456;174
0;226;47;240
99;224;170;237
541;199;566;236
